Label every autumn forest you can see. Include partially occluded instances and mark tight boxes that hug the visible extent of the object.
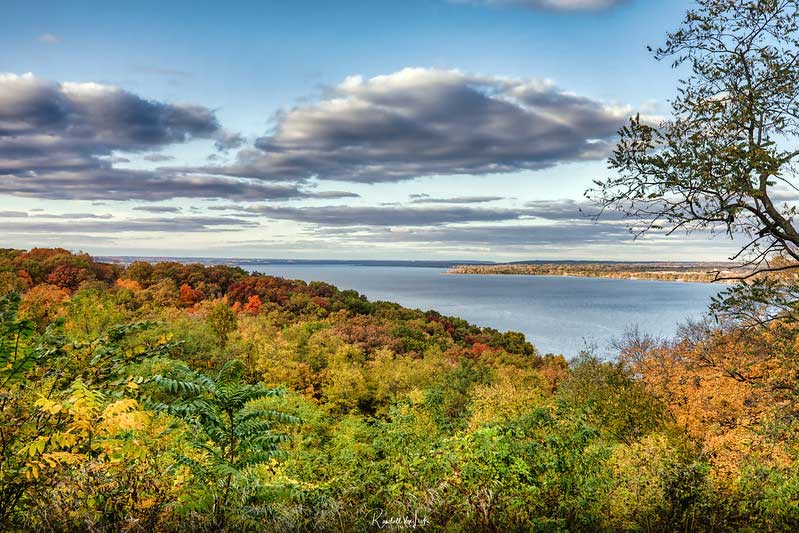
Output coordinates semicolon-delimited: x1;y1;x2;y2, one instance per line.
5;0;799;530
0;247;796;531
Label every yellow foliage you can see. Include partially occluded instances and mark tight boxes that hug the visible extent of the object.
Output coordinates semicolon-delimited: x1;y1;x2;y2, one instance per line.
469;366;546;430
621;324;798;480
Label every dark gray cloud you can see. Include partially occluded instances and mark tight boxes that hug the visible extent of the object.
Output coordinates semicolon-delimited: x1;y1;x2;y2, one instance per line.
308;190;361;199
308;221;631;247
409;195;505;204
455;0;626;10
239;199;613;227
0;211;115;219
0;171;351;202
132;205;182;213
0;215;256;234
189;68;636;184
0;73;220;146
244;204;541;226
141;153;176;162
0;72;248;201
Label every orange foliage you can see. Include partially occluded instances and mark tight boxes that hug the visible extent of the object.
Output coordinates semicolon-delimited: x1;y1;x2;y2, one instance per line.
243;295;263;315
116;278;143;291
20;284;70;328
620;325;798;478
16;269;33;288
535;355;570;393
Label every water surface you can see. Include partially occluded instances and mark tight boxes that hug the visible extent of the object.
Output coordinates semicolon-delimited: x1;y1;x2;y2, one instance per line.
243;264;724;357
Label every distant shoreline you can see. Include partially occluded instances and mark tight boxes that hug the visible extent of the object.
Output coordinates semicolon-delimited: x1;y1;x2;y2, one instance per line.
447;263;748;284
96;255;747;283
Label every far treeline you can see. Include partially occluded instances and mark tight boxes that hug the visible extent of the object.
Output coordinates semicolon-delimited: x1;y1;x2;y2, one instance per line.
448;262;746;283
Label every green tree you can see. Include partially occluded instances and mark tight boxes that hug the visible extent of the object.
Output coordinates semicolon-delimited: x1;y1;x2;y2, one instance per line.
207;300;237;346
153;359;300;530
590;1;799;289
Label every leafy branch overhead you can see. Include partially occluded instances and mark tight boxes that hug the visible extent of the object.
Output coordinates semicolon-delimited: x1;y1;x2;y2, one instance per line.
590;0;799;279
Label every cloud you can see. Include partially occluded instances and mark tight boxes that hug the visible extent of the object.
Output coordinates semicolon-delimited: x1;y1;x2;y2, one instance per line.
455;0;626;11
32;212;114;219
191;68;633;184
132;205;182;213
0;216;256;234
409;195;505;204
237;198;609;227
214;131;246;151
313;222;631;246
522;198;624;220
0;73;219;144
0;171;342;201
37;33;61;44
141;153;176;162
244;204;545;226
306;190;361;199
0;72;248;201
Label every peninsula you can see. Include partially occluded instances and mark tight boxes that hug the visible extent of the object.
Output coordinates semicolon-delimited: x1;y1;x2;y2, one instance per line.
448;262;747;283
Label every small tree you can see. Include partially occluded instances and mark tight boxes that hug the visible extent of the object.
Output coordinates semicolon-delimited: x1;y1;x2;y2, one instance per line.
153;360;300;530
207;300;237;346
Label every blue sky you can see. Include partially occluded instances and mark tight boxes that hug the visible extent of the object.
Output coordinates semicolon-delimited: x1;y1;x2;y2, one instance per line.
0;0;742;260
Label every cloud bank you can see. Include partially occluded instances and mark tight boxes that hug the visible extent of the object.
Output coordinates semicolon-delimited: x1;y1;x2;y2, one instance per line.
195;68;634;184
238;199;600;227
0;73;282;201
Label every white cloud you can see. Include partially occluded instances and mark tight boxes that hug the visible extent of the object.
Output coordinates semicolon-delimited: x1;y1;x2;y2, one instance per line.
37;33;61;44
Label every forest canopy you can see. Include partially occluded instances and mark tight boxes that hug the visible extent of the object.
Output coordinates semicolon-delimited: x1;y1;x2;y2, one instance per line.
0;248;797;531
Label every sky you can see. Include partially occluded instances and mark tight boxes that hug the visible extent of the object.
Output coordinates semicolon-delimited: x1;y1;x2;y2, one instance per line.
0;0;744;260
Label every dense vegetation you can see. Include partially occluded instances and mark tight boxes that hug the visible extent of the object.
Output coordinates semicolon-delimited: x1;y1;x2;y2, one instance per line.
0;247;797;531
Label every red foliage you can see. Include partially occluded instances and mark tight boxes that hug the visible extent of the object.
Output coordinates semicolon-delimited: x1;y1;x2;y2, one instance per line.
227;276;298;305
46;264;93;291
310;296;329;309
331;316;403;354
471;342;492;358
179;283;201;306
